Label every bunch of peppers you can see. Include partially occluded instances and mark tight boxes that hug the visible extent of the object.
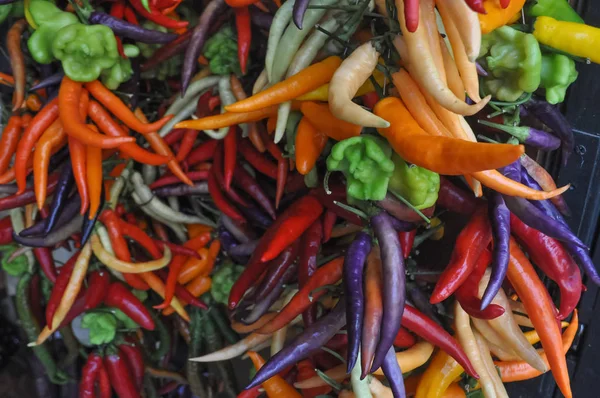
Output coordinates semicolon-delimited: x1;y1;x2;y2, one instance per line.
0;0;597;397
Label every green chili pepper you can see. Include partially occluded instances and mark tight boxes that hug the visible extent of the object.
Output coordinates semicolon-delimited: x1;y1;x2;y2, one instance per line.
148;308;171;363
15;273;69;385
479;26;542;102
27;0;78;64
208;304;239;345
52;23;120;82
203;313;237;398
388;154;440;210
539;53;578;104
210;262;245;305
188;308;207;398
1;245;28;276
326;135;395;201
203;25;241;76
526;0;584;24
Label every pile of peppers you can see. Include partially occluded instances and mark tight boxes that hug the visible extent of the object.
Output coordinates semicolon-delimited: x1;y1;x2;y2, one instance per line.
0;0;597;397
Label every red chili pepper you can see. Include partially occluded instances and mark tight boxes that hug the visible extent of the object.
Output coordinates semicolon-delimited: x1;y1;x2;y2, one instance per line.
213;143;249;207
260;195;323;262
223;126;237;191
238;138;277;179
128;0;188;29
454;249;506;320
322;209;336;243
80;353;103;398
123;5;139;24
104;347;141;398
155;269;208;309
464;0;486;13
431;205;491;304
186;139;218;166
46;252;79;328
362;91;380;109
104;283;155;330
393;327;416;348
84;271;111;310
298;219;322;326
296;359;332;398
140;30;192;72
238;386;262;398
510;214;582;320
402;305;479;378
235;6;251;74
117;219;162;259
97;359;111;398
33;247;57;283
0;173;59;211
233;163;276;219
258;126;287;208
0;216;13;244
164;128;186;146
398;230;416;259
149;170;209;190
310;186;363;226
111;2;127;58
175;129;200;162
437;177;481;215
153;240;202;258
209;145;247;223
119;344;144;391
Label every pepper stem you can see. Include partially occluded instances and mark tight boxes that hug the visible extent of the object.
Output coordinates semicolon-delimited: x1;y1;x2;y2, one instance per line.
388;191;431;224
477;119;529;143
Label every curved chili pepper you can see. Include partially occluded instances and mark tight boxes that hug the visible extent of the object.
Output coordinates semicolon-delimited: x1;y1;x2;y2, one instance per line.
437;177;481;215
104;283;155;330
81;186;105;246
322;210;336;243
149;170;209;190
238;138;278;179
223;127;237;191
455;249;506;319
68;137;89;215
0;174;60;212
186;139;218;166
45;254;79;328
431;205;491;304
257;126;287;208
212;143;249;207
7;20;27;111
0;116;21;175
402;305;479;378
119;344;144;391
33;248;58;284
311;185;364;226
104;347;141;398
362;247;384;377
15;99;59;193
153;240;202;258
86;145;103;219
97;359;111;398
298;219;322;326
141;30;192;72
81;353;107;398
129;0;188;29
252;242;300;302
234;6;251;75
233;164;276;219
394;327;416;348
44;162;74;233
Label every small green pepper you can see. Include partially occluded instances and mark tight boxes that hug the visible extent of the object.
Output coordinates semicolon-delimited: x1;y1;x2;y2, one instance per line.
0;245;28;276
27;0;78;64
539;53;578;104
479;26;542;102
211;262;244;305
81;312;117;345
203;25;241;76
0;3;13;25
52;23;120;82
101;57;133;90
326;135;395;201
526;0;584;24
388;154;440;210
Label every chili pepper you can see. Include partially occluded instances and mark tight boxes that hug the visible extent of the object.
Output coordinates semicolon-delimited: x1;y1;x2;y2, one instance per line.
344;232;371;373
360;246;384;377
7;20;26;110
0;173;59;212
85;145;103;220
234;6;251;75
181;0;226;92
109;2;126;58
257;128;288;208
88;101;170;165
104;282;155;330
92;233;171;274
149;170;209;190
80;353;103;398
0;216;13;245
248;351;302;397
89;10;178;44
296;360;332;398
233;164;276;220
300;101;361;142
81;186;105;246
44;161;74;233
311;185;364;226
534;16;600;66
399;230;417;259
14;99;59;193
394;327;416;349
520;155;570;217
374;97;523;175
175;130;199;163
119;343;144;391
507;238;571;397
295;117;327;176
33;248;57;284
140;29;192;71
129;0;187;29
209;158;246;224
104;347;141;398
68;136;90;215
45;253;78;327
322;210;336;243
0;116;21;175
16;274;69;384
222;127;238;191
186;139;218;166
431;205;491;303
298;219;322;326
156;270;208;309
252;242;299;302
239;137;278;179
257;257;343;334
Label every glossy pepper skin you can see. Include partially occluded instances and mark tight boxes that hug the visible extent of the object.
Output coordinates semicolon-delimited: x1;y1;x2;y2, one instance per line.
540;53;578;104
388;153;440;210
52;24;120;82
27;0;79;64
534;16;600;65
526;0;584;23
326;135;395;201
479;26;542;101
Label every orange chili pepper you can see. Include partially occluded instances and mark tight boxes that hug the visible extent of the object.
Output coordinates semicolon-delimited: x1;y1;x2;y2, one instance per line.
187;224;213;238
177;248;209;285
0;115;22;175
163;275;211;316
140;272;190;321
69;136;89;214
33;119;66;209
86;145;103;219
506;238;571;398
86;80;173;134
247;351;302;398
59;78;134;148
14;98;59;193
300;101;361;141
26;93;43;112
295;117;327;175
7;20;27;111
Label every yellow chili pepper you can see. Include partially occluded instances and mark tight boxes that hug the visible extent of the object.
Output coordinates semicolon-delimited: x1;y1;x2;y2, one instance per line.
373;341;434;376
533;16;600;64
296;69;385;101
415;350;464;398
479;0;526;34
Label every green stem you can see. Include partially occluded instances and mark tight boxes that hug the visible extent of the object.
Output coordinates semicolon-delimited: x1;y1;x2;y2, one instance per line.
389;191;431;224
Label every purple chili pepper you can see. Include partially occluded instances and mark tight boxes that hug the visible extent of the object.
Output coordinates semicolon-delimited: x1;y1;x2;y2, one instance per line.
218;228;247;264
520;155;571;217
387;214;417;232
292;0;311;28
240;205;274;229
250;7;274;30
370;212;405;372
89;12;178;44
228;240;259;257
381;346;406;398
181;0;226;94
252;242;299;302
481;193;510;310
234;164;277;220
246;299;346;389
221;214;256;243
44;161;74;234
499;160;522;183
503;195;587;250
29;71;64;92
13;215;83;247
344;231;372;373
524;96;574;165
476;62;488;76
22;194;81;237
152;182;209;197
478;120;561;151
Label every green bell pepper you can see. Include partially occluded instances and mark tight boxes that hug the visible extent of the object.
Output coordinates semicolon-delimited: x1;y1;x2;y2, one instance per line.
211;262;244;305
203;25;241;76
539;53;578;104
81;312;117;345
27;0;78;64
526;0;584;24
101;56;133;90
52;23;120;82
388;154;440;210
479;26;542;102
326;135;395;201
